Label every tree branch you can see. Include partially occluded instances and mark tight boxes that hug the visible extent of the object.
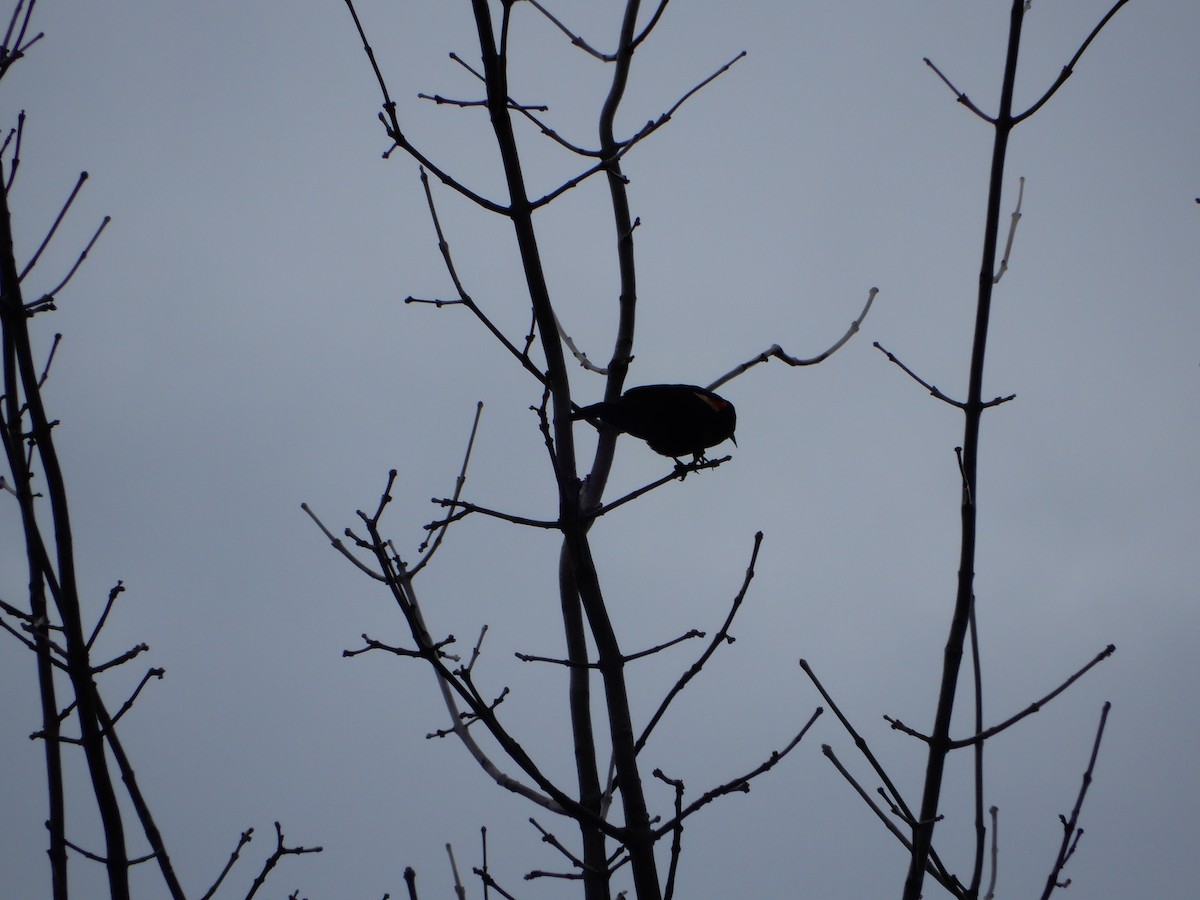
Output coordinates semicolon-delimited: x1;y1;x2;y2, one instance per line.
708;287;877;391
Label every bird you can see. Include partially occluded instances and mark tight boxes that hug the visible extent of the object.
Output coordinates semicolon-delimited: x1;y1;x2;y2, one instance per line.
572;383;736;462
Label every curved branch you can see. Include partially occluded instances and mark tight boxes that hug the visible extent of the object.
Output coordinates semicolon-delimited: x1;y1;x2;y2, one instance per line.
709;287;878;391
652;707;820;837
923;57;994;123
1014;0;1132;124
873;340;964;408
412;401;484;572
942;644;1115;749
635;532;763;754
426;498;559;531
342;0;509;213
1038;702;1112;900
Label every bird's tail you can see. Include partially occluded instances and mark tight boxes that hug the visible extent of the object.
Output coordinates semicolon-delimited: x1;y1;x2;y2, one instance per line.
570;402;603;421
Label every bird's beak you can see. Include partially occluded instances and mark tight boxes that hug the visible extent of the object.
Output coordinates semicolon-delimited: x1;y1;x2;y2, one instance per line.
730;434;737;447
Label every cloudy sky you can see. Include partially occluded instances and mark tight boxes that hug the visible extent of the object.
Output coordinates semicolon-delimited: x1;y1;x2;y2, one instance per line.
2;1;1197;897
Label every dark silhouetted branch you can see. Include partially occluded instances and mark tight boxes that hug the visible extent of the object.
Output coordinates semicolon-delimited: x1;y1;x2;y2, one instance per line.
636;532;763;754
26;213;109;313
18;170;87;281
413;401;484;568
873;341;964;407
653;707;821;837
709;287;877;391
197;827;253;900
924;56;994;123
1038;701;1112;900
242;822;322;900
1015;0;1132;124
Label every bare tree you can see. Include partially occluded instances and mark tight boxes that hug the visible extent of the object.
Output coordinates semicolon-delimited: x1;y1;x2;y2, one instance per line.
314;1;1137;899
0;5;317;897
1;1;1138;898
805;2;1127;898
313;2;874;898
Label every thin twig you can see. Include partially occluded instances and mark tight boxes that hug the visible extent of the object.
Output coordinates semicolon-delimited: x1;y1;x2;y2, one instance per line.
479;826;491;900
635;532;763;754
883;645;1116;747
605;50;749;160
654;768;685;900
708;287;877;391
1038;702;1112;900
412;401;484;570
94;692;187;899
984;806;999;900
821;744;964;896
2;109;24;191
992;176;1024;283
1014;0;1133;124
446;843;465;900
86;580;124;650
27;214;110;311
462;625;488;677
102;668;164;730
242;822;322;900
585;456;731;519
35;331;61;384
515;628;702;667
923;57;994;122
60;836;153;865
411;167;548;386
653;708;821;837
873;341;964;408
444;48;749;210
529;817;590;871
523;0;617;61
0;2;41;82
968;596;987;896
355;509;603;823
802;659;959;887
418;91;547;113
473;866;520;900
300;502;385;581
90;642;148;674
197;828;254;900
448;50;597;157
800;658;917;826
425;498;559;531
344;632;448;661
19;171;87;281
556;309;608;374
341;0;507;213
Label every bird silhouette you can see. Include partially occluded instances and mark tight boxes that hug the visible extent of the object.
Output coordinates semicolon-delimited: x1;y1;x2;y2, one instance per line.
572;384;736;462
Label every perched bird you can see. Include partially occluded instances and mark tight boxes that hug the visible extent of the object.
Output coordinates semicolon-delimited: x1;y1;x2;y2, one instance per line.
572;383;736;462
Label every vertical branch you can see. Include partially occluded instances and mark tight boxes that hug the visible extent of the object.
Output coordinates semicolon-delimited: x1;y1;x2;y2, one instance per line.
467;2;661;896
575;3;664;897
580;0;644;508
95;696;187;900
0;155;130;900
557;546;608;900
968;602;986;895
567;0;655;895
1038;702;1111;900
466;2;611;894
903;3;1026;897
468;0;575;483
0;176;66;900
564;522;661;899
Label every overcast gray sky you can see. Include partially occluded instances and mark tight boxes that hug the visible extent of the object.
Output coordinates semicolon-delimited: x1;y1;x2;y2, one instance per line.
2;1;1198;898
